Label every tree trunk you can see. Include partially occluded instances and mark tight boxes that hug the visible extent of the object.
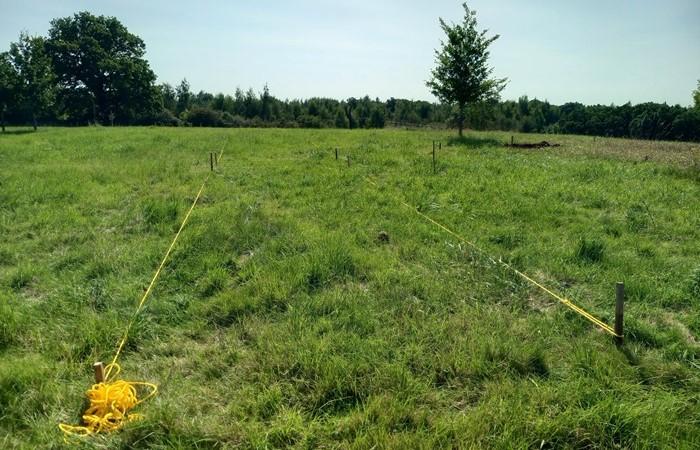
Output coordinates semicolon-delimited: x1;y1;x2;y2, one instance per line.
457;104;465;137
32;112;37;131
1;106;5;133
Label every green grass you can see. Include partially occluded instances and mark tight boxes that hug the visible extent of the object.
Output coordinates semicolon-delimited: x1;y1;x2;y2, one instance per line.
1;127;699;448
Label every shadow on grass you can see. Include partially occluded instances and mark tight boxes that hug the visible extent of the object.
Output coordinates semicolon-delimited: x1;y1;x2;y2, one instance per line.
446;134;502;149
0;129;37;136
618;343;640;366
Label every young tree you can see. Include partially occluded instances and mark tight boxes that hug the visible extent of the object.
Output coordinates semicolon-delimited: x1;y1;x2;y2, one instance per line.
693;80;700;109
427;3;507;136
175;79;191;115
159;83;177;112
243;88;260;118
7;33;55;130
260;83;272;121
212;93;225;111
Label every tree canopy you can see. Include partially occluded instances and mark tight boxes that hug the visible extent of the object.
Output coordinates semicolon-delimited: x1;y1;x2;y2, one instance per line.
427;2;507;136
46;11;159;124
5;34;55;130
0;52;19;132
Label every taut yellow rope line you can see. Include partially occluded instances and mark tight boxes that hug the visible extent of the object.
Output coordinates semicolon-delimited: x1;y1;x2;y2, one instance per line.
364;176;619;337
108;146;225;376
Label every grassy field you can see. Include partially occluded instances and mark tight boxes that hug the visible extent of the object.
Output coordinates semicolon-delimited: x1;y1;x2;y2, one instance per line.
1;127;699;449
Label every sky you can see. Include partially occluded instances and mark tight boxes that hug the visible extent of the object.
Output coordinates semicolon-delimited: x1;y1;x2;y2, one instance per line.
1;0;699;106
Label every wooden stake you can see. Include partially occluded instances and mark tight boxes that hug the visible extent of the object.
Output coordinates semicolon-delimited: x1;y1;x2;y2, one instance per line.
93;362;105;383
335;148;338;160
210;152;214;171
439;141;442;150
432;144;436;174
614;282;624;345
511;135;514;146
347;155;350;167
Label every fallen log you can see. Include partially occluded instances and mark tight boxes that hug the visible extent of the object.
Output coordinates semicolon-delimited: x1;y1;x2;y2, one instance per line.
505;140;561;149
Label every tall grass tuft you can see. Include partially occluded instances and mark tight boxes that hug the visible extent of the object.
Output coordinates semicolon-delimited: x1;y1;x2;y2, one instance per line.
574;237;605;263
689;265;700;299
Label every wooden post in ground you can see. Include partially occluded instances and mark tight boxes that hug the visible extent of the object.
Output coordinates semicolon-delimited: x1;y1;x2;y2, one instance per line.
93;362;105;383
432;142;436;174
615;282;624;345
335;148;338;160
210;153;214;171
511;135;514;146
347;155;350;167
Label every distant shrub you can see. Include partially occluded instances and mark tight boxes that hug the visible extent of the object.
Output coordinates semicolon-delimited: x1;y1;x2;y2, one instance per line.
575;237;605;263
152;108;181;126
227;114;247;127
670;109;700;142
220;111;236;127
186;107;222;127
298;114;322;128
247;116;264;128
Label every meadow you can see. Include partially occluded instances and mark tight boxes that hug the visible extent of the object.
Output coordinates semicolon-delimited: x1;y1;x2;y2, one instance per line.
1;127;699;449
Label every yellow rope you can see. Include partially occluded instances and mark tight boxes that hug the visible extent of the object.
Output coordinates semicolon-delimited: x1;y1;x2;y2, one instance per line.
58;363;157;436
59;146;225;437
365;176;620;337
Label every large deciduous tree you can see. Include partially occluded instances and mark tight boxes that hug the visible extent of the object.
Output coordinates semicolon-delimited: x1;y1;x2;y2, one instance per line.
6;34;55;130
427;2;507;136
46;11;159;124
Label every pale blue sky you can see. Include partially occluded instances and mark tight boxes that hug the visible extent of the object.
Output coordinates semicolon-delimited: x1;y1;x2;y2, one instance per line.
1;0;698;105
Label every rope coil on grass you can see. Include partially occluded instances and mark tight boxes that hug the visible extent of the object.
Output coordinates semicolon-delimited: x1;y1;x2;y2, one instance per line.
58;363;157;436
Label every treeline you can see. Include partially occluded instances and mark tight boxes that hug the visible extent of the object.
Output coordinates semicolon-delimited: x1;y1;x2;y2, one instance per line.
1;11;699;141
156;80;451;129
474;97;700;142
133;83;700;142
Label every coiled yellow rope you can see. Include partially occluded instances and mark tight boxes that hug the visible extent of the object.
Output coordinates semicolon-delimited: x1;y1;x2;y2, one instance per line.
58;363;157;435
